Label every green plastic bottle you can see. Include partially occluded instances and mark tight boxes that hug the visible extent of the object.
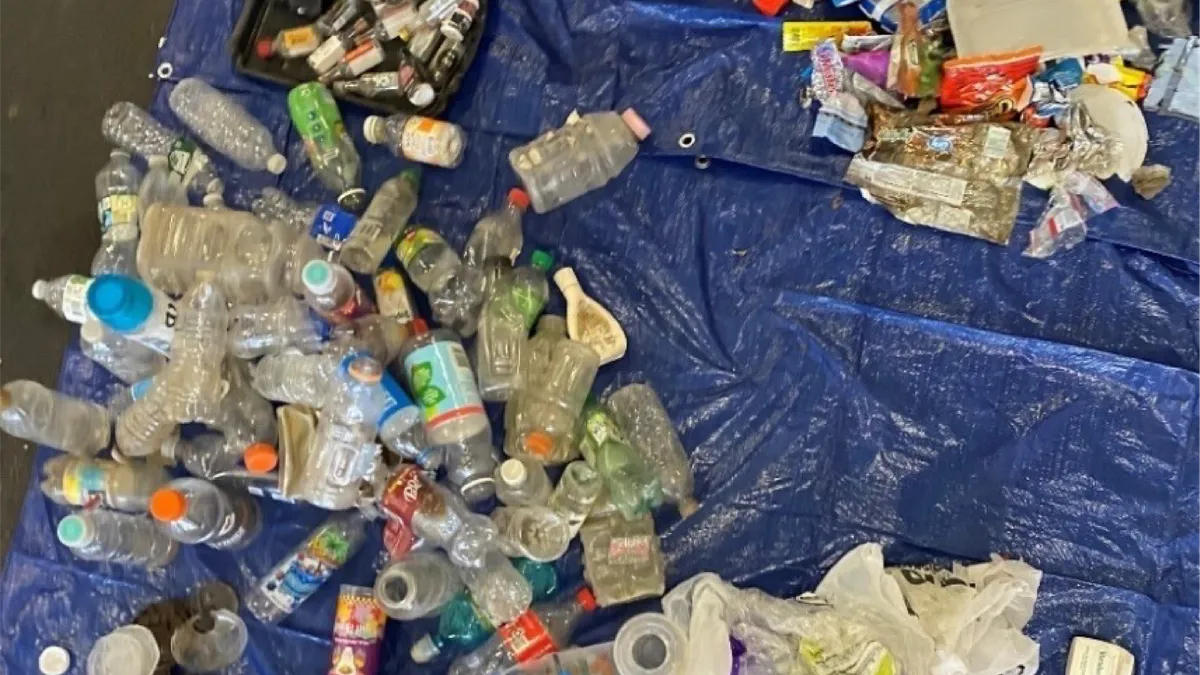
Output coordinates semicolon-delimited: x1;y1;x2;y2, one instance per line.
286;82;365;211
578;398;663;520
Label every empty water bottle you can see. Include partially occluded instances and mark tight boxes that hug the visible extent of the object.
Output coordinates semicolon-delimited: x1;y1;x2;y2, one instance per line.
607;383;699;518
0;381;110;455
57;510;178;568
32;274;93;324
464;189;530;268
378;464;497;567
495;458;553;507
163;433;237;480
363;113;466;168
396;227;486;336
448;588;598;675
206;359;277;456
580;513;665;606
442;428;499;504
475;251;553;401
500;642;615;675
578;398;663;520
86;275;177;356
459;550;535;627
508;339;600;464
339;169;421;274
246;510;371;623
301;260;376;324
547;461;601;537
506;315;567;430
92;150;142;277
288;82;366;210
169;78;287;174
40;455;168;512
493;506;571;562
374;550;463;620
251;351;335;407
79;321;165;384
162;279;228;422
251;187;319;236
114;375;178;458
138;155;188;222
229;297;334;359
102;101;223;194
150;477;261;550
400;320;489;445
377;369;428;462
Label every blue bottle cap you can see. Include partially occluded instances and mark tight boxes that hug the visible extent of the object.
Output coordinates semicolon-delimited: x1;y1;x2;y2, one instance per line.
86;275;153;332
56;515;91;547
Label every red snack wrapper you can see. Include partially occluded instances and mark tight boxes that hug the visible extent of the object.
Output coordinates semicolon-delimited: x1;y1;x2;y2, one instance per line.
940;47;1042;117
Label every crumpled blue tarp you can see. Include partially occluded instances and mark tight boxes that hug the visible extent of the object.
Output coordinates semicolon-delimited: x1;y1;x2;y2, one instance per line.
2;0;1197;672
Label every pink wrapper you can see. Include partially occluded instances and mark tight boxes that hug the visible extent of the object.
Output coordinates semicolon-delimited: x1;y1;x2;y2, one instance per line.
328;585;387;675
843;50;890;89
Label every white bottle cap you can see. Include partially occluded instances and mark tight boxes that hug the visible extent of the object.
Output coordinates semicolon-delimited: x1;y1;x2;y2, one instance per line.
80;321;105;344
39;646;71;675
363;116;387;144
552;267;581;292
31;280;48;300
266;154;288;174
499;459;527;487
147;154;169;169
621;109;652;141
407;84;436;109
410;635;440;663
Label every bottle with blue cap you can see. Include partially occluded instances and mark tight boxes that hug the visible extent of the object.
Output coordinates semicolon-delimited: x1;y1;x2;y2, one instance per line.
302;259;376;325
57;509;178;568
86;274;178;356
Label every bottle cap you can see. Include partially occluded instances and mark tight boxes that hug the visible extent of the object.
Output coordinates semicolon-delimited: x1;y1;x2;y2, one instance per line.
266;154;288;175
507;188;531;211
31;280;48;300
255;37;276;59
338;187;367;212
147;154;169;169
301;260;337;295
149;489;188;522
363;116;387;144
499;459;528;487
79;321;105;344
407;84;436;109
56;515;93;548
38;646;71;675
243;443;279;473
410;635;440;663
752;0;788;16
524;431;554;457
620;109;652;141
347;356;383;384
410;318;429;335
109;149;131;161
87;275;154;332
576;587;598;611
552;267;580;293
530;250;554;272
399;167;422;191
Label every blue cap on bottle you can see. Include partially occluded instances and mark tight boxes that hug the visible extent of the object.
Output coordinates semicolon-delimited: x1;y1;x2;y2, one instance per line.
86;275;153;332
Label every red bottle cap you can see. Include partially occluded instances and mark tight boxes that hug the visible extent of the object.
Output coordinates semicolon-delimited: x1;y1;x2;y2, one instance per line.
411;318;429;335
507;188;531;211
575;587;597;611
753;0;788;15
255;38;275;59
150;489;187;522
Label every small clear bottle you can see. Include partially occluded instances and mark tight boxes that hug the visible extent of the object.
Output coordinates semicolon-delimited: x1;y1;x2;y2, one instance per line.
374;550;463;620
494;458;553;507
161;279;229;423
114;374;178;458
80;321;165;385
101;101;224;195
547;460;602;537
251;187;319;236
442;428;499;504
458;550;535;627
0;380;110;455
150;477;262;550
363;112;466;168
137;154;188;222
57;510;178;568
228;297;335;359
250;351;336;408
339;169;421;274
577;398;663;520
607;383;700;518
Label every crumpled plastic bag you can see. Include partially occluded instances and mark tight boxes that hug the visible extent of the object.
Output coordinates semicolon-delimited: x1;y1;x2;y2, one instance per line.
1024;171;1118;259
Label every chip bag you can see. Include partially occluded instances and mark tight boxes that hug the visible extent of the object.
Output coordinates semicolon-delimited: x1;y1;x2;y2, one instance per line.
940;47;1042;117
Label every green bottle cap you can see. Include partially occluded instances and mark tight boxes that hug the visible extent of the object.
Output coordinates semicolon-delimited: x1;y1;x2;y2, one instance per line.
531;250;554;271
399;167;422;191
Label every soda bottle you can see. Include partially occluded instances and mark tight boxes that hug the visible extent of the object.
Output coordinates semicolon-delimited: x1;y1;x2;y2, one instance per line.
251;351;335;408
229;297;335;359
288;82;366;211
56;510;178;568
607;383;699;518
32;274;93;324
374;550;462;620
245;510;371;622
580;513;664;606
85;274;177;356
40;455;168;512
137;154;188;223
442;427;499;504
251;187;319;236
377;463;497;567
339;169;421;274
0;381;110;455
92;149;142;277
464;189;530;269
578;398;662;520
495;458;553;507
493;506;571;562
168;78;287;174
505;315;567;430
79;321;165;385
114;374;178;458
475;251;553;401
499;643;615;675
150;477;262;550
363;113;466;168
161;279;229;423
448;588;598;675
399;319;489;445
101;101;224;195
547;460;601;537
554;268;626;365
507;339;600;464
300;260;376;325
509;109;651;213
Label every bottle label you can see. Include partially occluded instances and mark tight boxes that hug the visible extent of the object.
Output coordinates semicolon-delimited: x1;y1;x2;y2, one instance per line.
608;535;652;565
403;341;484;431
382;517;415;560
257;526;353;614
399;117;459;167
373;269;415;323
328;586;387;675
310;204;358;251
396;228;445;267
61;275;94;324
498;609;557;663
61;461;109;508
345;41;385;78
379;464;427;525
282;25;322;53
289;83;346;162
167;137;211;190
97;194;138;234
378;371;420;427
508;284;545;330
326;288;376;324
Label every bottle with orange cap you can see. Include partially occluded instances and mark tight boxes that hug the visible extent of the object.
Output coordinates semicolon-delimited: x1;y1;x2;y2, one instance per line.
149;477;261;550
506;339;601;465
399;319;490;446
464;188;531;270
163;433;276;481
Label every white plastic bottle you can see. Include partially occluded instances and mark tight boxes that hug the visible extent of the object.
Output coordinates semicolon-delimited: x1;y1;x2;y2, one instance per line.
475;251;553;401
339;169;422;274
464;189;530;268
168;78;287;174
399;320;489;445
228;297;334;359
57;510;178;568
374;551;463;620
86;274;178;356
40;455;168;512
150;477;262;550
101;101;224;194
31;274;93;324
554;267;627;365
495;458;552;507
92;149;143;277
79;321;165;385
138;155;188;222
363;113;467;168
508;109;651;213
161;279;229;423
0;381;110;455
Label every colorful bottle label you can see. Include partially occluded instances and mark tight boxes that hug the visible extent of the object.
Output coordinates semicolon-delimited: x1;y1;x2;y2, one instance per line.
395;228;446;267
325;288;376;324
403;341;484;431
281;25;322;54
328;585;386;675
167;137;211;190
382;517;415;560
61;461;109;508
498;609;557;663
60;275;94;323
289;83;347;162
310;204;358;251
378;371;420;427
97;194;139;236
399;117;459;168
258;526;354;614
608;535;653;564
379;464;427;525
373;269;415;323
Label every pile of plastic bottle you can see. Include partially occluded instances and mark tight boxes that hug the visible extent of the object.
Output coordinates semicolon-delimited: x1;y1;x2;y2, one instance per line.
2;73;694;675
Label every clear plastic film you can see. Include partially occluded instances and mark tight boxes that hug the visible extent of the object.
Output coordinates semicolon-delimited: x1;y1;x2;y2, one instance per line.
1024;172;1119;259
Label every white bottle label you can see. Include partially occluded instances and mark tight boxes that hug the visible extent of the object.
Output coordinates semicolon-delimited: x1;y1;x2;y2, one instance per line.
400;117;458;168
129;297;178;356
61;275;94;324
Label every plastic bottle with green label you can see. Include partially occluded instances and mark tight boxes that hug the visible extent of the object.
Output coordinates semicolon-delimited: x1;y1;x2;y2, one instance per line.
92;150;143;277
578;398;663;521
475;250;554;402
400;319;489;445
287;82;366;211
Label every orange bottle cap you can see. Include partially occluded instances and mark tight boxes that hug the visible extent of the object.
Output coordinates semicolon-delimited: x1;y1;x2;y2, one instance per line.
149;489;187;522
524;431;554;457
576;587;597;611
244;443;279;473
507;188;530;211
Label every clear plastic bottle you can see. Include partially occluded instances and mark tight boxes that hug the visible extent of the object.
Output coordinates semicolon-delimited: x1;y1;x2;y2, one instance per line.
431;269;486;338
251;187;319;236
547;460;602;537
32;274;93;324
101;101;223;194
509;109;651;213
580;513;665;607
493;505;571;562
57;510;178;568
114;374;178;458
607;383;699;518
288;82;366;211
40;455;168;512
399;320;489;445
0;381;110;455
374;550;463;620
458;550;536;627
506;315;567;430
85;275;177;356
508;339;600;464
92;149;143;277
170;609;249;672
499;642;615;675
448;588;598;675
301;260;376;324
395;226;461;293
464;189;530;268
443;428;499;504
205;360;277;454
339;169;422;274
168;77;287;174
245;510;371;623
150;477;261;550
495;458;553;507
251;351;335;407
229;297;334;359
80;321;165;384
137;155;188;223
613;613;688;675
377;369;427;462
105;377;153;419
377;464;498;568
578;398;663;521
363;113;466;168
161;279;229;423
476;251;554;401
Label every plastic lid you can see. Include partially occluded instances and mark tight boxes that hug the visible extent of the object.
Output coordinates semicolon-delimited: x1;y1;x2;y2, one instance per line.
87;275;154;332
524;431;554;457
266;154;288;175
56;515;93;547
530;250;554;272
301;260;336;295
363;116;387;144
347;356;383;384
243;443;278;473
499;459;528;487
410;318;429;335
79;321;105;343
552;267;580;292
31;280;48;300
255;37;275;59
620;109;652;141
338;187;367;212
407;84;436;109
149;488;188;522
576;587;597;611
410;635;440;663
507;188;531;211
38;646;71;675
147;154;169;168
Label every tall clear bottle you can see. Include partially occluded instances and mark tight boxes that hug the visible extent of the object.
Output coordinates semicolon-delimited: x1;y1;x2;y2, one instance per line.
150;477;261;550
458;550;536;627
505;315;567;430
492;506;571;562
464;189;530;268
79;321;165;385
374;551;463;620
40;455;168;512
363;113;467;168
168;77;288;174
607;383;699;518
101;101;223;194
229;297;334;359
0;381;110;455
509;109;651;213
137;155;188;222
92;149;143;277
31;274;93;324
442;428;499;504
547;460;602;537
475;251;553;402
507;339;600;464
288;82;366;211
161;279;229;423
448;588;598;675
339;169;421;274
495;458;553;507
57;510;178;568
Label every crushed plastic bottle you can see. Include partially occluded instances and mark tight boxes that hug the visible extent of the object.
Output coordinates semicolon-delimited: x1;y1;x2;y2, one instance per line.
251;351;336;408
607;383;699;518
374;550;463;620
288;82;366;211
363;113;466;168
79;321;165;385
396;227;485;336
86;275;177;356
168;77;287;174
458;550;536;628
509;109;651;213
464;189;530;269
339;169;421;274
580;513;665;606
114;375;178;458
547;460;602;537
0;381;110;455
101;101;223;194
161;279;229;423
400;319;489;445
57;510;178;568
495;458;553;507
246;510;371;623
442;428;500;504
377;463;498;568
150;477;262;550
92;149;142;277
506;315;567;430
448;588;598;675
251;187;319;236
229;297;334;359
205;359;277;454
493;505;571;562
40;455;168;512
476;250;554;401
508;339;600;464
301;260;376;324
578;398;663;520
137;154;187;223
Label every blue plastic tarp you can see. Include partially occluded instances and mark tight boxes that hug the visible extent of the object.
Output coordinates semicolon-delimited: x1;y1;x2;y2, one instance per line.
2;0;1198;672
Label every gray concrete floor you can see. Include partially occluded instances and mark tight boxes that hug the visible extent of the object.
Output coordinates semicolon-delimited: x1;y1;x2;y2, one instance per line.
1;0;173;562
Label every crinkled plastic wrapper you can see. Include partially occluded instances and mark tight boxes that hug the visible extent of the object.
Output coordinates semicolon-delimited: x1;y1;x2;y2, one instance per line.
1024;103;1125;189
